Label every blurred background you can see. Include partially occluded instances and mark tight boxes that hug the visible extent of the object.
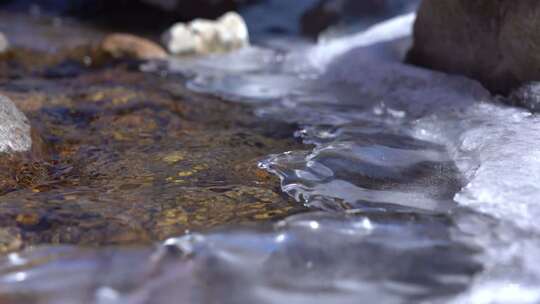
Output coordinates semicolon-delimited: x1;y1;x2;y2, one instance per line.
0;0;420;40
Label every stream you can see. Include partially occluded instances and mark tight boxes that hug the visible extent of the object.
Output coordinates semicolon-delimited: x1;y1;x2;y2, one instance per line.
0;10;539;304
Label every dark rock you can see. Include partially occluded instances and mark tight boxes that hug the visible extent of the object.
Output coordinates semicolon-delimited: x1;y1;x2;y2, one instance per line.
408;0;540;94
509;82;540;113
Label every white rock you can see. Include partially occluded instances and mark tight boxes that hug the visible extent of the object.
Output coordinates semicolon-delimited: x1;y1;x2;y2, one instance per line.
163;11;249;55
0;95;32;153
190;19;220;54
164;24;197;55
217;12;249;50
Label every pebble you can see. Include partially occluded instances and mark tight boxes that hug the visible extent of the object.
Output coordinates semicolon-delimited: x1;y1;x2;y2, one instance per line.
101;33;168;60
16;213;41;227
0;228;22;253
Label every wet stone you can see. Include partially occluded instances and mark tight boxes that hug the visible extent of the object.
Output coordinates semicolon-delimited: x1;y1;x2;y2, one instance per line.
0;228;22;253
0;56;307;247
15;213;41;228
509;82;540;113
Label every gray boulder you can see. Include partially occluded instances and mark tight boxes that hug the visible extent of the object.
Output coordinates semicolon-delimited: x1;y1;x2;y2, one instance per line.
0;95;32;153
408;0;540;94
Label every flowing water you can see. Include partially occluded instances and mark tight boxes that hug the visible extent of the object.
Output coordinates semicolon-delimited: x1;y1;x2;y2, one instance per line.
1;12;540;304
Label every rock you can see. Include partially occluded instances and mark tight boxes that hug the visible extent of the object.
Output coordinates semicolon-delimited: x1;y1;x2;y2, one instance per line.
509;82;540;113
408;0;540;94
301;0;344;38
0;95;32;153
16;213;42;228
0;32;8;53
101;33;168;60
0;58;305;245
162;11;249;55
0;227;22;253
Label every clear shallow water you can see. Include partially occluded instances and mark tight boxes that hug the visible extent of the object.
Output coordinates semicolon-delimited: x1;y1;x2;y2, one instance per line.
2;13;540;304
0;212;480;304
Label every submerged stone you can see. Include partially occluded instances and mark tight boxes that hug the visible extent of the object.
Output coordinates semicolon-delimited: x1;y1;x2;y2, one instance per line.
0;60;305;246
0;95;31;153
408;0;540;94
0;228;22;253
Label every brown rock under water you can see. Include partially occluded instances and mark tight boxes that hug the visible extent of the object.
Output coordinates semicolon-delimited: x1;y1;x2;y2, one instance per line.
0;48;307;247
0;228;22;253
408;0;540;94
